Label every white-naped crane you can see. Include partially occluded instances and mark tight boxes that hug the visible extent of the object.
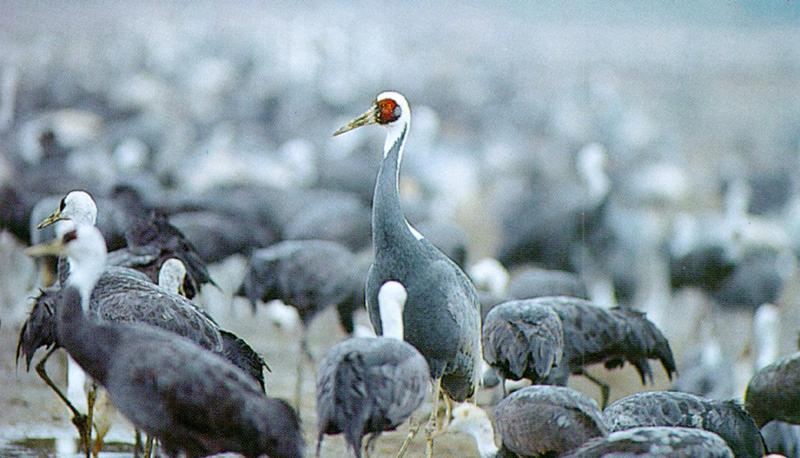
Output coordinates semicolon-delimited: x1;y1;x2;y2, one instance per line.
334;91;482;457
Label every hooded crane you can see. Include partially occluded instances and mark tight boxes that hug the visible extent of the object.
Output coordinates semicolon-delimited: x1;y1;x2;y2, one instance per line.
604;391;766;458
334;91;482;457
26;225;304;458
19;230;266;454
562;426;734;458
482;299;564;394
494;296;676;407
315;281;429;458
447;385;607;457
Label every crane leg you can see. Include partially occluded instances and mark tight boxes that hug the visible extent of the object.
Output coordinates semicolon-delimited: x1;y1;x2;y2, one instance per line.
133;429;142;457
425;379;442;458
396;418;420;458
85;382;97;458
364;432;380;458
34;347;90;453
144;435;154;458
439;395;453;432
294;326;311;412
581;371;610;409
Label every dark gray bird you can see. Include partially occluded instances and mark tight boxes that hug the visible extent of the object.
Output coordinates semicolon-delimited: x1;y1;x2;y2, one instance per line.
604;391;766;458
448;385;607;457
538;296;676;408
26;225;303;458
110;209;216;299
496;143;612;271
316;281;429;458
414;220;469;268
562;426;734;458
334;92;482;455
506;266;588;300
745;351;800;428
482;299;564;388
238;239;363;409
283;191;372;253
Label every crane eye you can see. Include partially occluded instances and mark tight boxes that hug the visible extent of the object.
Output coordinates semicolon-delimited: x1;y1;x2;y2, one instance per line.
377;98;402;124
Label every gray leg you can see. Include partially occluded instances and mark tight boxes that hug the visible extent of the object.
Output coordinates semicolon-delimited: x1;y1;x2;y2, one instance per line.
35;348;90;453
365;433;380;458
86;383;97;458
294;326;311;412
581;371;610;409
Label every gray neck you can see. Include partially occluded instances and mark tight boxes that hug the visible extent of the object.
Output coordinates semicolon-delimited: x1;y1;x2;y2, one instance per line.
372;125;419;253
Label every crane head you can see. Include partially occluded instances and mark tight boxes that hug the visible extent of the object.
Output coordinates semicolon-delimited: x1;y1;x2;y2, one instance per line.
333;91;409;136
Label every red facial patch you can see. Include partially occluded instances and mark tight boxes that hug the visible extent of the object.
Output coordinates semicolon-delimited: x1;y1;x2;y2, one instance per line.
377;98;402;124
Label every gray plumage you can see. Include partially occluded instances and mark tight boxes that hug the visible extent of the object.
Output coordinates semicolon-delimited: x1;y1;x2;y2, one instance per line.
366;123;481;402
760;421;800;457
316;337;429;458
494;385;607;457
604;391;765;458
168;210;278;262
506;267;588;300
17;266;267;389
57;285;303;458
239;239;361;328
745;351;800;428
562;426;734;458
536;296;676;386
482;299;564;383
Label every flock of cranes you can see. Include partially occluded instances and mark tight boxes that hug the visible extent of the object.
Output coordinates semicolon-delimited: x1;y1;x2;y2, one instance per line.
2;89;800;458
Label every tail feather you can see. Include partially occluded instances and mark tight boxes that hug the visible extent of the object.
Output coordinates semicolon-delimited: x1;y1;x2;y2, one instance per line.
220;330;269;391
16;288;59;370
334;352;368;458
612;307;677;382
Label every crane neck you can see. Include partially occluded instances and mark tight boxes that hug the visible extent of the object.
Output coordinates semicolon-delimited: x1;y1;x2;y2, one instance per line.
55;285;112;384
372;123;423;254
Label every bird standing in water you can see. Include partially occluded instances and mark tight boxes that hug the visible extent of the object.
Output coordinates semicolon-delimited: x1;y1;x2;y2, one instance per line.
334;91;482;457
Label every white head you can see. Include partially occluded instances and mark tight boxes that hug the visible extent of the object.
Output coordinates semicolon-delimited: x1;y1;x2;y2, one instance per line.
377;280;407;340
38;190;98;235
333;91;411;158
158;258;187;296
27;224;107;309
447;403;499;458
576;143;610;202
468;258;510;295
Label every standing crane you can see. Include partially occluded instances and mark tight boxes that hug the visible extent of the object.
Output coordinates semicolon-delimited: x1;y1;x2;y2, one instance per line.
334;91;482;457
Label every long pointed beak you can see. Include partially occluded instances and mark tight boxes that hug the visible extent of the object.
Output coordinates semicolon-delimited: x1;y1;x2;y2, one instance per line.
37;209;64;230
26;238;66;257
333;105;378;136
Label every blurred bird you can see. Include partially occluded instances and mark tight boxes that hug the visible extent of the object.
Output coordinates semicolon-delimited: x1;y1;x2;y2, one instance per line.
562;426;734;458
